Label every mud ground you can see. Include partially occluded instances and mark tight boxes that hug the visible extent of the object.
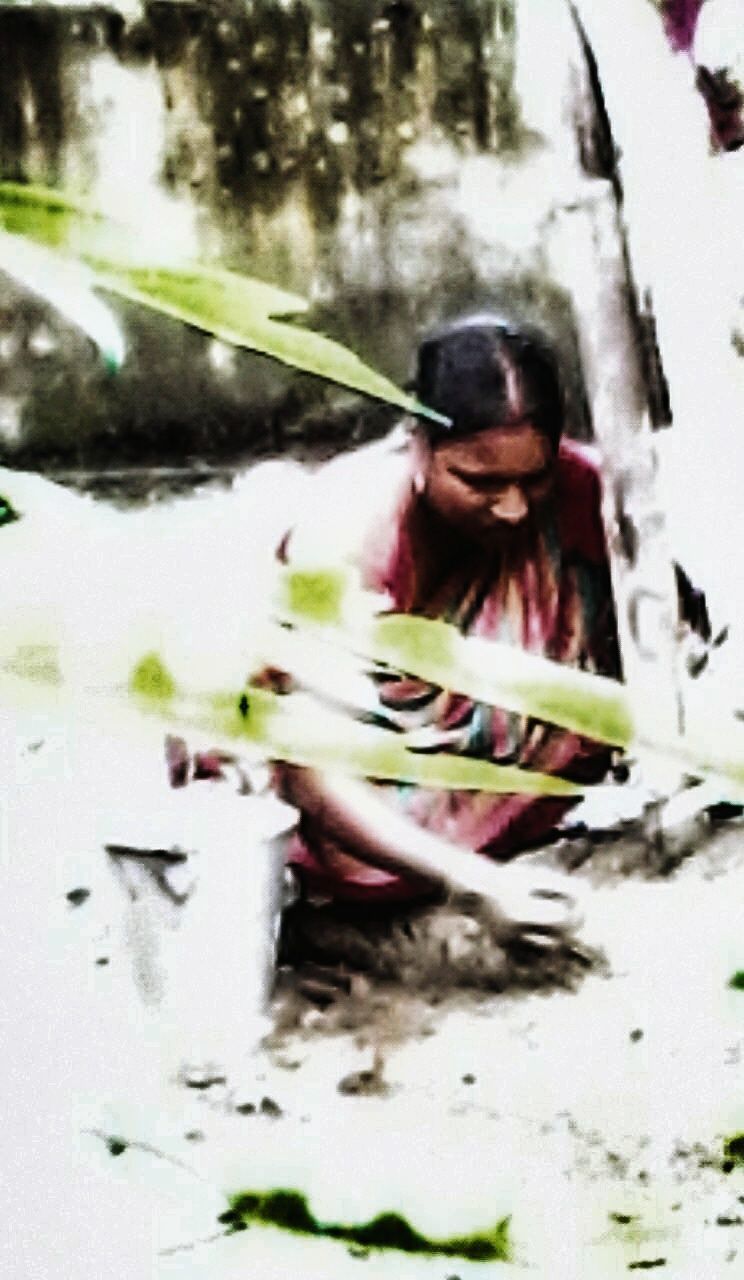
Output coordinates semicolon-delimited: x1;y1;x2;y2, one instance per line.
5;700;744;1280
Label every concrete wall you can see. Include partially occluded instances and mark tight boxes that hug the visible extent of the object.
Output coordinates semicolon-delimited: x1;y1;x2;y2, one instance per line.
0;0;594;469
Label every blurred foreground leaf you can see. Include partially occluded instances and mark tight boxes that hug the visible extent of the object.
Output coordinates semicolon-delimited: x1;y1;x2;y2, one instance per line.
128;675;584;797
2;467;743;800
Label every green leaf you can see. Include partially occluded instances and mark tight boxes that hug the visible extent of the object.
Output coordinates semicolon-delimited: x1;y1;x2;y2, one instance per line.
129;652;177;704
0;182;135;271
129;675;584;797
2;455;742;801
0;493;19;527
92;261;443;420
272;564;744;795
275;566;634;747
0;182;448;423
0;182;97;251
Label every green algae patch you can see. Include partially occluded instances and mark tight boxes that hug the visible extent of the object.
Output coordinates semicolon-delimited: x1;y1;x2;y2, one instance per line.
723;1134;744;1167
0;494;19;527
129;653;177;703
221;1189;511;1262
729;972;744;991
283;569;346;626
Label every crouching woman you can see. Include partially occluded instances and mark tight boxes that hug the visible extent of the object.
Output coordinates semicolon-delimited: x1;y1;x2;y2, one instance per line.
269;313;622;965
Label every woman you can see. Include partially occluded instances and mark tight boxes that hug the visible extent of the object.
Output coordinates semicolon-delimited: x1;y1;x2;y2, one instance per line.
269;313;621;945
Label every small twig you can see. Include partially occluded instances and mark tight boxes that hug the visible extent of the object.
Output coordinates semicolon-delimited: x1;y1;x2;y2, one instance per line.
159;1231;226;1258
104;843;189;864
83;1127;209;1183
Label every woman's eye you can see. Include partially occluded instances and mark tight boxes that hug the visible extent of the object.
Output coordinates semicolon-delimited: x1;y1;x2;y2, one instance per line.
456;472;550;494
460;476;502;494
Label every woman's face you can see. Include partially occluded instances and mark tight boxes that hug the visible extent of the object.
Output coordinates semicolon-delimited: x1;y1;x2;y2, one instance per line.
418;421;555;546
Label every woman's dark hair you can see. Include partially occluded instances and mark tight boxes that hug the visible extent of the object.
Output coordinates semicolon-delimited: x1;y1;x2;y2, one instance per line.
413;312;565;450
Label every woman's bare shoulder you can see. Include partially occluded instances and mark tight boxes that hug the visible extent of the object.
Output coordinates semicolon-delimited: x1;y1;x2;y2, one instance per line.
285;427;413;569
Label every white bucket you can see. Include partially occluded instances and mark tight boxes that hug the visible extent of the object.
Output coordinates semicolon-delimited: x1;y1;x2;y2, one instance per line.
106;784;298;1078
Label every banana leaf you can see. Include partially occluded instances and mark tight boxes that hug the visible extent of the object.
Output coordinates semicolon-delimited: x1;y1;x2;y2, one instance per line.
0;182;448;424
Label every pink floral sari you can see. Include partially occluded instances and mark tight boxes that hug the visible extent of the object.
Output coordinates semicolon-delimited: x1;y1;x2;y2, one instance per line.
287;439;620;903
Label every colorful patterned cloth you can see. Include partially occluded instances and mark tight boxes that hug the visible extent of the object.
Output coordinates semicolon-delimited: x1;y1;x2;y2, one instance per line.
282;433;620;903
660;0;744;150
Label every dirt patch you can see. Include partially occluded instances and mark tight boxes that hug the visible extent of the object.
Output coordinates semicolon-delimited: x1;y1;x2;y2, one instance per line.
270;889;605;1051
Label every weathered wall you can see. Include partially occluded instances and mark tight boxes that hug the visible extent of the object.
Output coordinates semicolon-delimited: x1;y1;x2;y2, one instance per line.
0;0;593;469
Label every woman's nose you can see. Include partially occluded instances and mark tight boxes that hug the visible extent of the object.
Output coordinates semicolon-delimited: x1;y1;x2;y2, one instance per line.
490;484;528;524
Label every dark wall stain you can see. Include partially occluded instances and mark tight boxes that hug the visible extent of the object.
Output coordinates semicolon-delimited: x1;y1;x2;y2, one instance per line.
0;9;67;185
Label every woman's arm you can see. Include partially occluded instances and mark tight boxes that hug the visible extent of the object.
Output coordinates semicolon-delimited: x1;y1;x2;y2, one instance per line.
277;763;582;939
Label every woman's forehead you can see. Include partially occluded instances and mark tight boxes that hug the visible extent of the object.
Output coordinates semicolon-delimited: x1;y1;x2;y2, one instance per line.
432;422;552;472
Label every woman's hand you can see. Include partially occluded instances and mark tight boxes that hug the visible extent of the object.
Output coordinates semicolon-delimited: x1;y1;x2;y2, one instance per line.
279;765;585;948
449;859;584;948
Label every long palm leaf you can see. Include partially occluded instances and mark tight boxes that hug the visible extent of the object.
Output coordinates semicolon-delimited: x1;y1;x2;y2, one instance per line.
0;182;447;423
272;564;744;796
128;662;585;798
0;455;740;798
